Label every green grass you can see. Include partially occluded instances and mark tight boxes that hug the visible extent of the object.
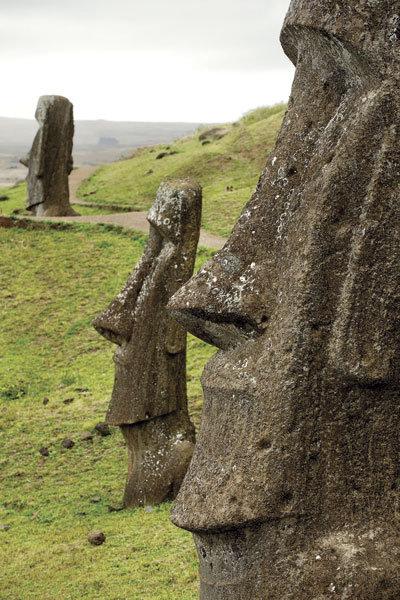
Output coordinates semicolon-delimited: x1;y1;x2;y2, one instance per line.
0;105;285;236
0;184;119;217
0;222;215;599
0;105;285;599
77;105;285;236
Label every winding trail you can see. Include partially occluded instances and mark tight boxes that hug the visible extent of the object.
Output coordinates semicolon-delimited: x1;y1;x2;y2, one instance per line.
31;165;227;250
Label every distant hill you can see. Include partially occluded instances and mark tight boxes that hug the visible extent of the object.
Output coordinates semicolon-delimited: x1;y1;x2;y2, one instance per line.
0;117;204;187
0;116;204;155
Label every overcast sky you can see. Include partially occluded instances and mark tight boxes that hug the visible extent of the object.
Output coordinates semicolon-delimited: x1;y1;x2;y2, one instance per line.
1;0;294;123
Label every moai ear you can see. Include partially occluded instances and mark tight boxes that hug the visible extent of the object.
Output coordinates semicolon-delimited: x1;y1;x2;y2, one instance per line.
331;97;400;385
165;317;187;354
35;122;48;178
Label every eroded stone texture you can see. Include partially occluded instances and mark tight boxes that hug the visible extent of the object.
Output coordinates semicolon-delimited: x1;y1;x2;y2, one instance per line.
20;95;77;216
168;2;400;598
93;179;201;507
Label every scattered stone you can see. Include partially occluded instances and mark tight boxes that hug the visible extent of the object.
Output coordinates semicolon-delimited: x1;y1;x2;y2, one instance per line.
61;438;74;449
201;140;211;146
43;397;49;405
0;195;9;202
75;387;89;393
81;432;93;442
145;169;153;175
169;150;178;156
93;179;201;508
90;497;101;503
39;446;49;457
63;397;74;404
87;530;105;546
77;511;87;516
19;95;78;217
198;127;227;141
107;505;124;512
94;422;110;437
0;524;10;531
156;152;167;159
144;505;153;513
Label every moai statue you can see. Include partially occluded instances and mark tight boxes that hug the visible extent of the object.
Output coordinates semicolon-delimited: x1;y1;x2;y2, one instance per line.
168;1;400;598
93;179;201;508
20;95;77;216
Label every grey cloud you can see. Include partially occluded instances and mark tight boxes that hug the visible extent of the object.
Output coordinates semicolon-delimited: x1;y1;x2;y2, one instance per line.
1;0;292;73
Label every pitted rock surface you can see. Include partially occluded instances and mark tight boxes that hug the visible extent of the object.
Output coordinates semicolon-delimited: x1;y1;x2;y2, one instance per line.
168;1;400;598
93;179;201;507
20;95;77;217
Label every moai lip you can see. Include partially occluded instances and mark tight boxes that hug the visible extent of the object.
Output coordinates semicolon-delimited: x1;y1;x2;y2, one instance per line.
93;179;202;508
20;95;77;217
168;1;400;598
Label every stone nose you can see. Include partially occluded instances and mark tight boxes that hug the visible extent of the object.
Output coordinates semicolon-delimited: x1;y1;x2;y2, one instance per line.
168;253;265;350
92;297;134;346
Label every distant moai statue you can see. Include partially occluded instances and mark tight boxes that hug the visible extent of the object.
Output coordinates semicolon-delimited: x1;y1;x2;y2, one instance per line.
20;95;77;216
93;179;202;508
168;1;400;598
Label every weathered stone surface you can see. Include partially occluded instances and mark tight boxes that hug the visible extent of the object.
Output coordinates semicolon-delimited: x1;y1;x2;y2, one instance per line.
168;2;400;598
20;95;77;217
93;179;202;507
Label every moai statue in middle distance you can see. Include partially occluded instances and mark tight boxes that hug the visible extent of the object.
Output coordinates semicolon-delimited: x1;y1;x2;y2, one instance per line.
20;95;77;217
93;179;201;508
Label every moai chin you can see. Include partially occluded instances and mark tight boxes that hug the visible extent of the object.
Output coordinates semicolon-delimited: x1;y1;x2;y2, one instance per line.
20;95;77;217
93;179;201;508
168;1;400;598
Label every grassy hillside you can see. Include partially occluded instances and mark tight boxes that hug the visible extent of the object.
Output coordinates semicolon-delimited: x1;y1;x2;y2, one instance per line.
0;105;285;599
0;221;215;599
77;104;285;236
0;105;285;236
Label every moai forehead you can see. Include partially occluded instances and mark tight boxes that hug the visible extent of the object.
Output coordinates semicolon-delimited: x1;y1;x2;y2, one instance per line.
35;95;72;125
147;179;202;244
281;0;400;72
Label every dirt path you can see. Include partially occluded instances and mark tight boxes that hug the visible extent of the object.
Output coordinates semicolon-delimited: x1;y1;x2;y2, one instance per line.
29;165;228;250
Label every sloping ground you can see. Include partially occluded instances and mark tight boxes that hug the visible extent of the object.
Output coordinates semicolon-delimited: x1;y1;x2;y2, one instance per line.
77;105;286;237
0;221;215;599
0;105;285;238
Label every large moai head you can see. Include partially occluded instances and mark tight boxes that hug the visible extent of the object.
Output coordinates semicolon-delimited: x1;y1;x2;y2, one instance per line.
168;1;400;598
21;95;75;216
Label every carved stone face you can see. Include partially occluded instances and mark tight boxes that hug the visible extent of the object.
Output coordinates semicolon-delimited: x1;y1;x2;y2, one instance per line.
93;179;202;425
168;1;400;597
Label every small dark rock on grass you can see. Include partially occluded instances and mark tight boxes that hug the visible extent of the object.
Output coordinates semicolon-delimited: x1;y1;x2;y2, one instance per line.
81;432;93;442
43;397;49;405
88;530;106;546
39;446;49;457
90;497;101;503
0;524;10;531
63;397;74;404
61;438;75;449
95;422;111;436
108;504;123;512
